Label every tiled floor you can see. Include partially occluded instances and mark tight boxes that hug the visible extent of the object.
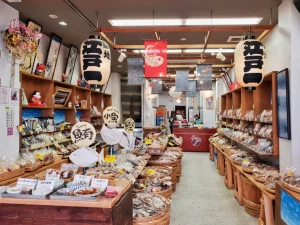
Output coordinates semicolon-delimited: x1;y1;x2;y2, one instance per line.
170;152;258;225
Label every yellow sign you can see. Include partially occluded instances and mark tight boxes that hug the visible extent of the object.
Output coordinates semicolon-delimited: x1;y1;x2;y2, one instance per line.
243;158;249;163
145;139;152;145
104;155;116;163
146;169;156;175
117;169;125;174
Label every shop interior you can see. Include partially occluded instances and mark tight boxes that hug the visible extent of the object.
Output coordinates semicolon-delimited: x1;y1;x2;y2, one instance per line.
0;0;300;224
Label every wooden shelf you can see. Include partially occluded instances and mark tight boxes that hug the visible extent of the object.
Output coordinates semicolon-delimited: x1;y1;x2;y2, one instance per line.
76;108;90;111
21;129;72;136
22;105;52;109
220;131;273;156
220;72;278;156
54;107;74;110
22;72;53;82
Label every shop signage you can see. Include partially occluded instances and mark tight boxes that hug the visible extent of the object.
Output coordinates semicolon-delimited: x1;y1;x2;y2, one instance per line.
196;64;212;91
103;106;120;126
235;39;266;90
144;40;167;78
80;37;111;85
91;178;109;190
16;178;37;190
128;58;144;85
74;174;92;185
175;70;189;92
71;122;96;147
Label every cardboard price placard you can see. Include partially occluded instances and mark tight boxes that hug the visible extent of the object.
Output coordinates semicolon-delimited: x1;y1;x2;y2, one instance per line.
91;178;109;190
36;180;55;191
71;122;96;147
74;174;92;185
16;178;37;190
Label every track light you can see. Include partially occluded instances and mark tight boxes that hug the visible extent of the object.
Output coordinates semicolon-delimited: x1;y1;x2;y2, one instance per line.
216;51;226;61
118;49;127;62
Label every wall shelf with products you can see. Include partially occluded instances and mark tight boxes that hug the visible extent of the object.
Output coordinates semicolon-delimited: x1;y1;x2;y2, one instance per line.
20;72;112;152
220;72;279;156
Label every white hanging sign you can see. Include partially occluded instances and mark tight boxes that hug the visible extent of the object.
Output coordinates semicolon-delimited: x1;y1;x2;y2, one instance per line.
80;38;111;85
124;118;135;134
71;122;96;147
234;39;266;90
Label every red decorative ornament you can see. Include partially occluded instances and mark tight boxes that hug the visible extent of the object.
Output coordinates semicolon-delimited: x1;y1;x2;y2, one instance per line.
229;82;241;91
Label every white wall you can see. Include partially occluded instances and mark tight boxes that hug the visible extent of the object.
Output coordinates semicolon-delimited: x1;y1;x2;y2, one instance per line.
262;0;293;171
200;82;216;128
0;1;20;158
110;72;123;122
142;80;156;127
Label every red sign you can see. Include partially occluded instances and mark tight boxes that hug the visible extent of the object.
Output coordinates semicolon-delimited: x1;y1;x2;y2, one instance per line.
144;40;167;78
229;82;241;91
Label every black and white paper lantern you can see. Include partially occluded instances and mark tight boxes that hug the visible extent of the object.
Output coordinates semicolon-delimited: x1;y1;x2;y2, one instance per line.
235;37;266;90
80;35;111;85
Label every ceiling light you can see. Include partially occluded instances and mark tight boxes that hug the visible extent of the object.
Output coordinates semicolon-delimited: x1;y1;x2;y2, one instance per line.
200;81;203;84
118;51;126;62
109;18;262;27
109;19;182;26
185;18;262;25
159;80;162;84
58;21;67;26
49;15;58;19
133;49;181;54
118;65;122;67
181;38;187;41
216;52;226;61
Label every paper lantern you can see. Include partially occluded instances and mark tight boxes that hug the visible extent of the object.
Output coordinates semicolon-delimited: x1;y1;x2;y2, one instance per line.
235;38;266;90
201;90;214;98
169;86;182;99
80;36;111;85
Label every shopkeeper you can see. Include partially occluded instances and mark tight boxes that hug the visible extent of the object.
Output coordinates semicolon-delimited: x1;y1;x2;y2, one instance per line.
169;111;177;133
194;114;202;125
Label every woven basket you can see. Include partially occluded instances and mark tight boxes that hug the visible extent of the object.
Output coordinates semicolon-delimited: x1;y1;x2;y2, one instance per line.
263;183;275;194
233;160;242;166
241;175;261;204
282;180;300;194
140;166;172;179
133;203;170;225
133;179;172;200
242;167;254;174
253;174;267;183
24;162;44;172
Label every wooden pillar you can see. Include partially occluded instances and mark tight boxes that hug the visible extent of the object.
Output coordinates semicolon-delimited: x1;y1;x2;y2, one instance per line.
236;170;244;206
259;197;265;225
218;150;225;176
209;144;214;161
226;158;233;189
263;194;275;225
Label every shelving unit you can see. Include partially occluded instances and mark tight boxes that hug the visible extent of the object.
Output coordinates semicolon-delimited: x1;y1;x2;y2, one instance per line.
220;72;279;156
20;72;112;152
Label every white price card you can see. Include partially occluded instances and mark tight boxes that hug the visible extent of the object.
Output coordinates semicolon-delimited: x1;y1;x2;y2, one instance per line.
91;178;108;190
74;174;92;185
46;169;61;181
16;178;37;190
36;180;55;191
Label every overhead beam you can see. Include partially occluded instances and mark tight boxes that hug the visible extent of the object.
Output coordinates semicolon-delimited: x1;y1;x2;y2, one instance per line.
257;29;272;41
167;70;224;74
167;64;232;68
99;32;116;48
97;25;273;33
117;44;236;49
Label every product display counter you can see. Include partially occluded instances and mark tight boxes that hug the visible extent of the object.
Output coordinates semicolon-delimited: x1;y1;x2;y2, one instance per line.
0;179;133;225
173;128;217;152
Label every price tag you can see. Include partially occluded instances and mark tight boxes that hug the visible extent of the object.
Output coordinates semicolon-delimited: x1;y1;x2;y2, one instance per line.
117;169;125;174
243;158;249;163
91;178;108;190
146;169;156;175
74;174;92;185
104;155;116;163
145;139;152;145
46;169;61;181
16;178;37;190
36;180;55;191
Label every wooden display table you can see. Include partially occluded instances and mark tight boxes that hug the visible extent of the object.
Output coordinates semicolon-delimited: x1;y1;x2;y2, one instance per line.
211;142;276;225
275;182;300;225
173;128;216;152
0;180;133;225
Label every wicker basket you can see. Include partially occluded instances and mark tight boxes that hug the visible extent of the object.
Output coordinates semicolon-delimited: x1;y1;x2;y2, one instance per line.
140;166;172;179
133;180;172;200
253;173;267;183
242;166;254;174
241;175;261;204
282;180;300;194
233;160;242;166
24;162;44;172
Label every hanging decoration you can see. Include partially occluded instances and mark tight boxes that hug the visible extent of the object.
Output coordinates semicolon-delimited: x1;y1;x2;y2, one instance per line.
175;70;189;92
169;86;182;99
151;79;162;94
80;35;111;85
229;82;241;91
103;106;120;127
124;118;135;134
144;40;167;78
1;19;42;87
186;80;197;97
196;64;213;91
71;122;96;147
128;58;144;85
235;37;266;90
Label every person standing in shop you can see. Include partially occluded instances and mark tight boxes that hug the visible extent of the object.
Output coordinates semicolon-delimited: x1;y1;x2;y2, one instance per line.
194;114;203;125
169;111;177;134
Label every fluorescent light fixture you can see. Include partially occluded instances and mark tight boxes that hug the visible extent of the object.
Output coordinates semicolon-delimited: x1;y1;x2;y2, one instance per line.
59;21;67;26
133;49;181;54
118;65;122;68
185;18;262;25
109;18;262;26
181;37;187;41
184;49;234;53
109;19;182;26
